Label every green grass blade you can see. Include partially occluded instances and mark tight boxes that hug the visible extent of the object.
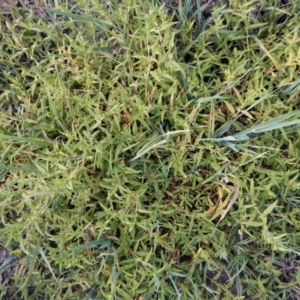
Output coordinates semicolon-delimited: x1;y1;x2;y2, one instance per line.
0;134;52;146
43;8;113;31
39;248;57;283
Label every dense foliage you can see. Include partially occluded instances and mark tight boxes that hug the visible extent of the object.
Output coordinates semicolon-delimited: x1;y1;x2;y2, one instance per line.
0;0;300;298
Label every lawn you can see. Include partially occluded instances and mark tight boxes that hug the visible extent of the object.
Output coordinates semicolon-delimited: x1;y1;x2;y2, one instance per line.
0;0;300;299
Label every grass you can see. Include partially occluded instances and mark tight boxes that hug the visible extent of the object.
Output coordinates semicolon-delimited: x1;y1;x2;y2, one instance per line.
0;0;300;298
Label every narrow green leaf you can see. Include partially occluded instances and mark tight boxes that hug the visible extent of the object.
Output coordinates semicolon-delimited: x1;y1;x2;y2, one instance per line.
72;239;112;253
43;8;113;31
0;134;52;146
233;111;300;140
39;248;57;282
280;77;300;97
0;254;18;273
261;201;278;217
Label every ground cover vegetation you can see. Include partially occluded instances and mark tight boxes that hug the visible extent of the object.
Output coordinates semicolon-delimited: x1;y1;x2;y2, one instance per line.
0;0;300;298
